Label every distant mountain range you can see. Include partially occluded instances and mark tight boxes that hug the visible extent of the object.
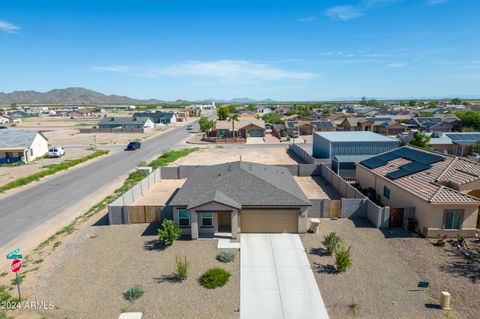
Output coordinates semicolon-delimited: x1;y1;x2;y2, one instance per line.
0;87;165;105
0;87;478;105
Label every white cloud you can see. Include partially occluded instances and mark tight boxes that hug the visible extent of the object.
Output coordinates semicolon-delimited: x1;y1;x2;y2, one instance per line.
0;20;20;34
91;65;132;72
387;62;408;68
297;16;316;23
326;6;364;21
91;60;317;83
427;0;449;5
326;0;403;21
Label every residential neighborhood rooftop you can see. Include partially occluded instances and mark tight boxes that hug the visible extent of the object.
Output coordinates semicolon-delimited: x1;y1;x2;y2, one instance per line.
0;128;45;149
315;131;397;142
358;146;480;204
169;161;311;209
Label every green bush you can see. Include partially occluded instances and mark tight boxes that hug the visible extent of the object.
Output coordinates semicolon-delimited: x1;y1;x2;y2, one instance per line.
175;256;188;281
199;267;231;289
158;219;181;246
123;285;144;301
322;232;343;255
216;250;235;263
335;245;353;272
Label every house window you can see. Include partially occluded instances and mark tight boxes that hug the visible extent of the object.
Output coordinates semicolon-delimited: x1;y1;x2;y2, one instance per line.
444;210;462;230
178;209;189;227
383;186;390;199
202;212;213;227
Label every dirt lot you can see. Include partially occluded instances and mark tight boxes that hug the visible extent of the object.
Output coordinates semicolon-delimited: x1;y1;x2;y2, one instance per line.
388;235;480;319
172;146;298;165
301;219;442;319
294;176;341;199
0;148;92;186
29;223;240;319
135;179;185;205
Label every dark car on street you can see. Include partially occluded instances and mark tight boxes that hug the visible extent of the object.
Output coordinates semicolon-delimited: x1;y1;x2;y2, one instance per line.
126;141;141;150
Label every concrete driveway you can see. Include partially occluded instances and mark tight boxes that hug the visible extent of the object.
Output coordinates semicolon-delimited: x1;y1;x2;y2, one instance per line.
240;234;329;319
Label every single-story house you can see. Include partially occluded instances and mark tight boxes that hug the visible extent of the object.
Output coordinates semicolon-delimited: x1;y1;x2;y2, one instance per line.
133;111;176;124
0;128;49;164
285;120;335;135
168;161;312;239
98;116;154;129
405;117;461;132
374;121;408;136
9;110;28;117
214;118;265;139
403;132;480;156
257;107;272;114
356;146;480;237
275;106;291;115
0;116;9;124
337;117;366;131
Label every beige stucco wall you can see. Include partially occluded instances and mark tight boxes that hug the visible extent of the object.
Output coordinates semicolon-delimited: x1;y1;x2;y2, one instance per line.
29;133;49;161
356;164;479;237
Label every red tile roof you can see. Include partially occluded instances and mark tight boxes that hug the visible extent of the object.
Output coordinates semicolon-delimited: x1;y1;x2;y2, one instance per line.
361;146;480;204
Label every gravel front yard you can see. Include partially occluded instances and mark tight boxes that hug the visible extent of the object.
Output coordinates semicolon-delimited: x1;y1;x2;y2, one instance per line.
33;224;240;319
301;219;442;319
388;235;480;319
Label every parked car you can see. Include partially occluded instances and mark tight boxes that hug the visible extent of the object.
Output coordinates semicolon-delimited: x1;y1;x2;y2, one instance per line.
48;146;65;158
289;131;299;138
126;141;141;150
186;124;194;130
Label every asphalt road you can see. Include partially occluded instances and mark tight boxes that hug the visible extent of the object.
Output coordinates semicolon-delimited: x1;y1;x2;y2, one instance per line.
0;121;200;249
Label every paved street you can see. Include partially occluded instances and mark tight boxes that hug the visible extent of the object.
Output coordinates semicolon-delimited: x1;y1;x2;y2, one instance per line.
0;121;200;250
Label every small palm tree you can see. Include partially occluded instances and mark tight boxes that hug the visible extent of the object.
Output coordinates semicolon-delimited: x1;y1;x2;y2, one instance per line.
228;114;240;139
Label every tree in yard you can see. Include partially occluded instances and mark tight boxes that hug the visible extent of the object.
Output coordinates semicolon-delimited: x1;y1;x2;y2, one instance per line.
335;245;353;272
451;97;462;105
262;112;282;124
366;98;378;107
323;108;333;115
427;100;439;108
228;113;240;139
473;139;480;153
456;111;480;129
409;131;431;149
246;104;256;112
408;100;417;106
217;105;230;120
227;104;237;114
199;116;215;132
360;97;367;106
158;219;181;247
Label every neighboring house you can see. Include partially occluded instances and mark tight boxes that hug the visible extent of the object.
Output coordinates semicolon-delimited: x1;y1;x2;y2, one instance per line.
337;117;366;131
169;161;311;239
214;118;265;139
405;117;461;132
9;110;28;117
133;111;176;124
98;116;154;129
66;110;93;118
271;123;285;138
257;107;272;114
419;108;447;115
285;120;335;135
0;128;49;164
374;121;408;136
356;146;480;237
0;116;9;124
313;131;399;159
275;106;291;115
403;132;480;156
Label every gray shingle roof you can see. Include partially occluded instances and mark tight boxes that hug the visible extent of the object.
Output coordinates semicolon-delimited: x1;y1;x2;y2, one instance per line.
0;128;46;148
169;161;311;209
99;116;151;126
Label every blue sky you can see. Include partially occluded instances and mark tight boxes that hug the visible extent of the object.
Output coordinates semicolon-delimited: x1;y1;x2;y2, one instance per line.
0;0;479;101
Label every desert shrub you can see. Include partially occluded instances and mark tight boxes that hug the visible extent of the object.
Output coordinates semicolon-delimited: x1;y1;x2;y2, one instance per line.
322;232;343;255
123;285;144;301
158;219;181;246
199;267;230;289
175;256;188;281
335;245;353;272
216;250;235;263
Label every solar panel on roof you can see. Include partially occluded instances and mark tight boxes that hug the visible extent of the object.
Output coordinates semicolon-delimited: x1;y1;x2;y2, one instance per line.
377;152;401;162
360;157;386;169
400;162;431;173
386;169;412;179
447;133;480;141
394;147;444;164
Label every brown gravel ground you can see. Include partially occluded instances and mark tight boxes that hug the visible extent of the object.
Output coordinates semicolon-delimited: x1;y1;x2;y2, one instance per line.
32;223;240;319
388;235;480;319
301;219;444;319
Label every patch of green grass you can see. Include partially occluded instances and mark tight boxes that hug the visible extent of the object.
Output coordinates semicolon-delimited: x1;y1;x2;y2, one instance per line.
0;149;109;193
147;148;198;170
0;285;14;303
0;272;7;277
32;259;44;264
52;241;62;250
10;273;25;285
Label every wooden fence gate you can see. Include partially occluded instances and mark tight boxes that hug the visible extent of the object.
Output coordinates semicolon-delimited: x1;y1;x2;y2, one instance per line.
327;200;342;218
389;208;404;228
128;206;162;223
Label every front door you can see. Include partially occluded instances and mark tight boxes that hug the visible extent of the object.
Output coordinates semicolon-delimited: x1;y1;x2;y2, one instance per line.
218;212;231;231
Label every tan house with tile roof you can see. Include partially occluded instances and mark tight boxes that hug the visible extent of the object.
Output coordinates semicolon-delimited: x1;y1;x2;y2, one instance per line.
356;146;480;237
